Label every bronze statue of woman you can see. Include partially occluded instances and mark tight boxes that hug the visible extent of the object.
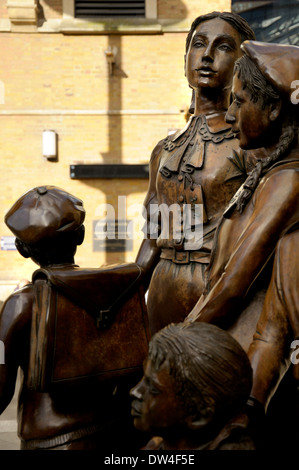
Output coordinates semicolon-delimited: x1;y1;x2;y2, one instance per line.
136;12;255;334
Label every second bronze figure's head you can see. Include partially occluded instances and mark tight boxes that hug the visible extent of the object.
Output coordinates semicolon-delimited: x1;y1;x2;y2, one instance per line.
130;322;252;442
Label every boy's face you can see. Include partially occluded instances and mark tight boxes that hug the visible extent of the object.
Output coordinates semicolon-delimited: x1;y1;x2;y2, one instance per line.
185;18;242;92
226;74;276;149
130;358;187;435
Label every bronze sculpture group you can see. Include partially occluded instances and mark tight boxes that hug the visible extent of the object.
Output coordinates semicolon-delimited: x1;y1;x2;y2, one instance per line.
1;10;299;451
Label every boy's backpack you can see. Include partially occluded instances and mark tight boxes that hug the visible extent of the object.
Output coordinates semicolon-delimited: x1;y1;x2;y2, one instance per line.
27;263;150;392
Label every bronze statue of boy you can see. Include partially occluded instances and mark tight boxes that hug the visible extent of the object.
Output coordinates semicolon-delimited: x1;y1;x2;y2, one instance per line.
0;185;148;450
130;322;254;450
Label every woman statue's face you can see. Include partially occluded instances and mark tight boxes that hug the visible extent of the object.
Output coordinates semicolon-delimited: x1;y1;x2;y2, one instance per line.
185;18;242;92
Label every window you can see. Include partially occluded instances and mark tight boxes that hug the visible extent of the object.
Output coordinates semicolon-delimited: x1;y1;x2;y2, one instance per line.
232;0;299;45
75;0;146;19
62;0;158;33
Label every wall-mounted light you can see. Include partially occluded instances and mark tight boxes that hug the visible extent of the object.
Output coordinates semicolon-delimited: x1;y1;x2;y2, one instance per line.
104;46;118;76
43;130;58;161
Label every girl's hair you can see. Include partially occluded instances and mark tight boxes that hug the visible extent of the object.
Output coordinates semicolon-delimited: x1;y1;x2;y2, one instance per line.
234;54;280;108
148;322;252;426
185;11;255;53
232;55;298;213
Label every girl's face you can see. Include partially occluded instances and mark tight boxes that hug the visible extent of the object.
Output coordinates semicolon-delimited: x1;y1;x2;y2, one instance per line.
226;74;281;150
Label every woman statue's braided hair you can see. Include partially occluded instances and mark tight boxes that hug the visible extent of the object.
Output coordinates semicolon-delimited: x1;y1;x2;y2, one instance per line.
233;54;298;213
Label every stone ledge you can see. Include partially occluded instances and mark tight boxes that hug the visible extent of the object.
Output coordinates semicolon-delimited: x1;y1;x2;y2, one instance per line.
0;16;192;33
60;18;163;34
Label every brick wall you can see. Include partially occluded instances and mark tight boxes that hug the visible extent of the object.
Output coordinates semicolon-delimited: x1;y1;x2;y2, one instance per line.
0;0;232;290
